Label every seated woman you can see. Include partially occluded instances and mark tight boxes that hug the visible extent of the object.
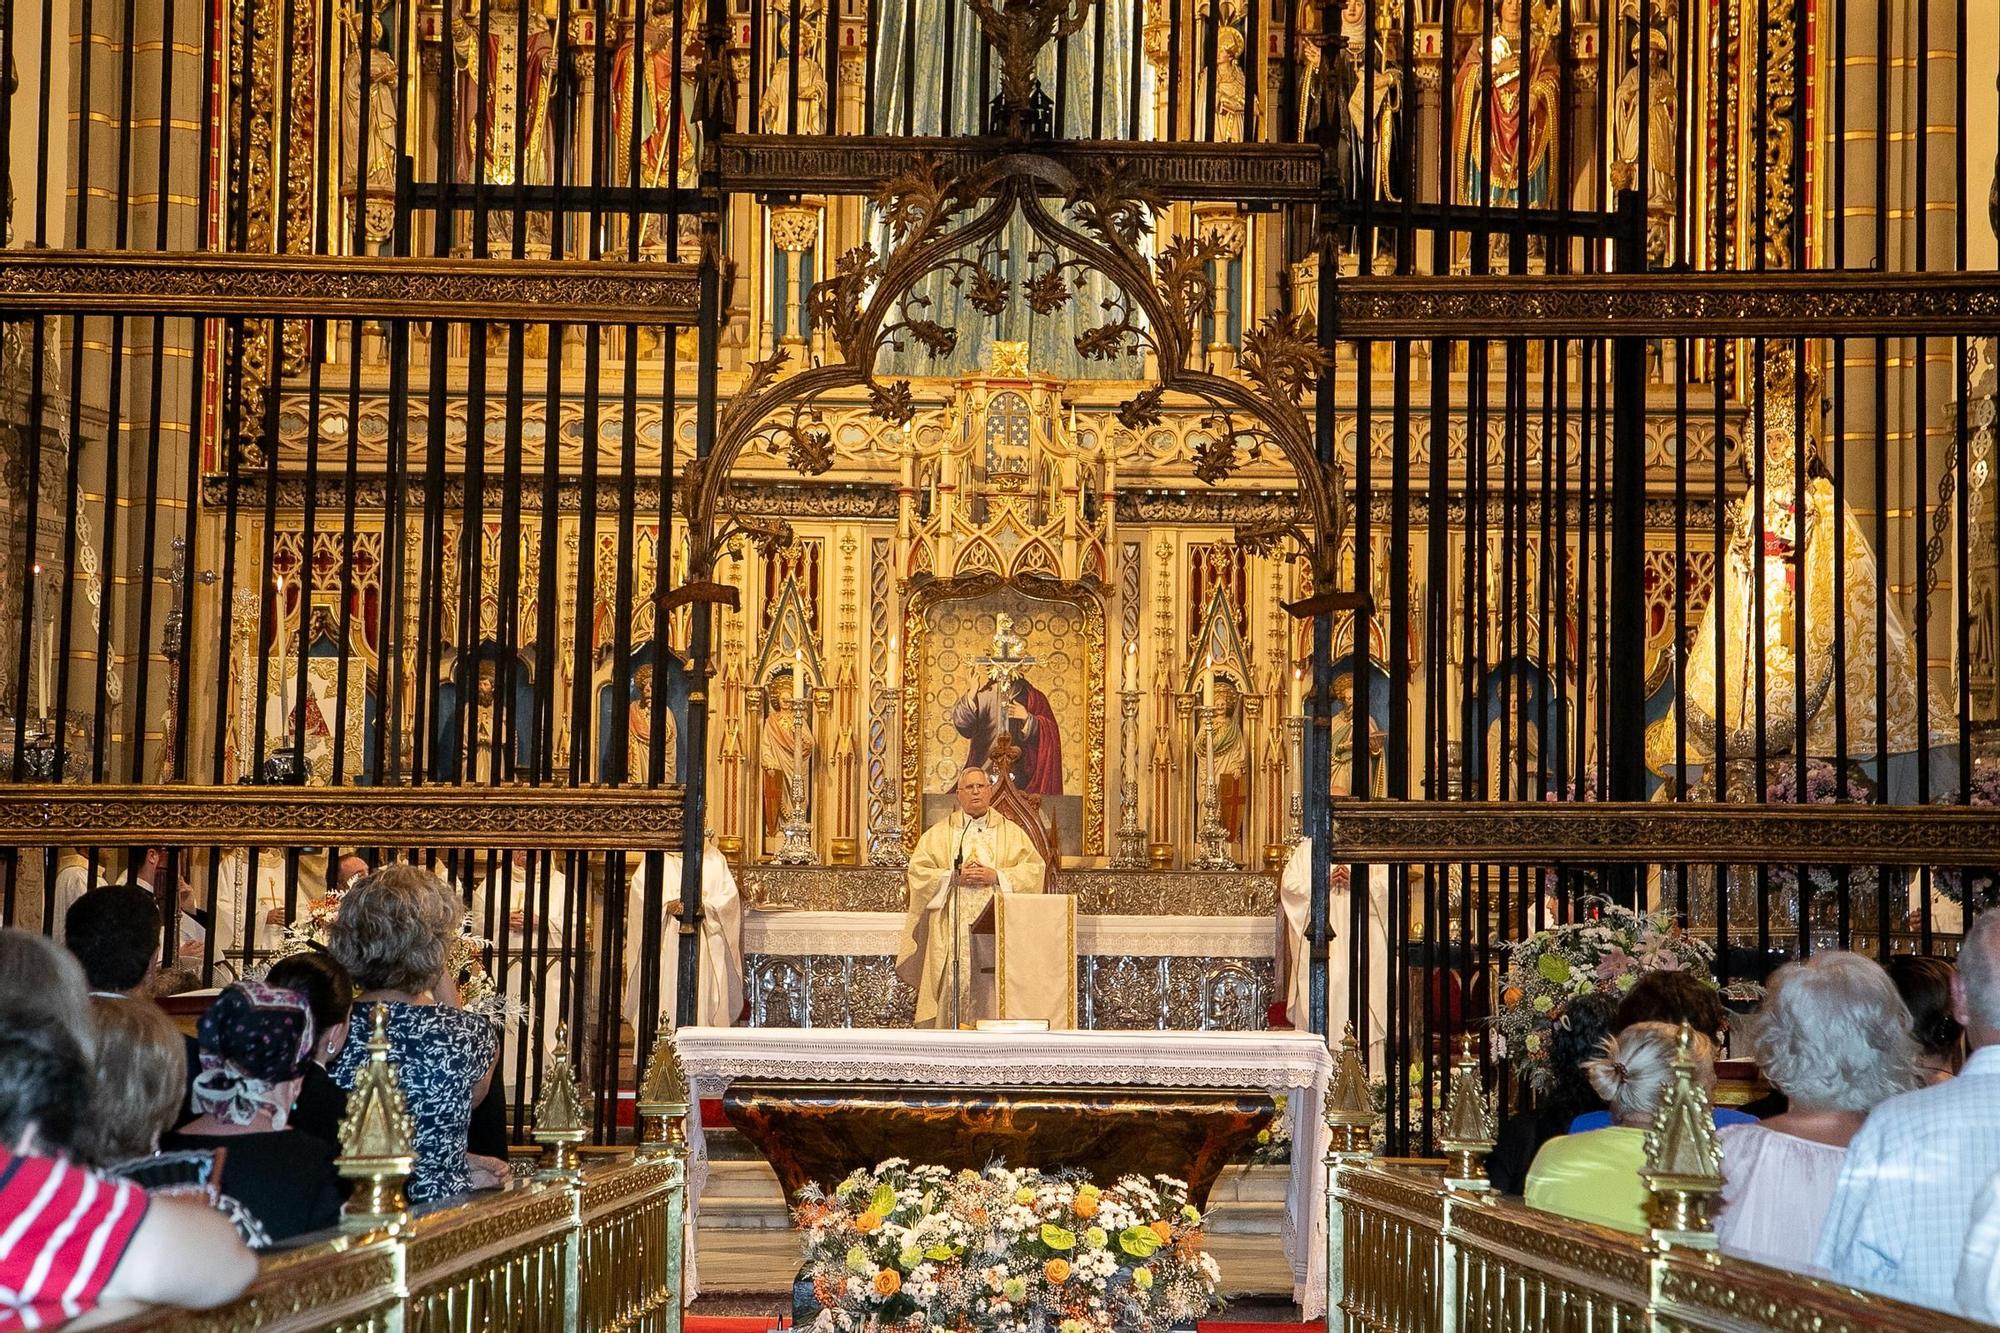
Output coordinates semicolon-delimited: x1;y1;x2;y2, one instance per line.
79;996;188;1169
263;951;355;1144
1887;954;1962;1085
161;981;344;1245
1715;952;1919;1272
1525;1021;1716;1234
1486;990;1618;1194
327;865;504;1204
1568;972;1752;1132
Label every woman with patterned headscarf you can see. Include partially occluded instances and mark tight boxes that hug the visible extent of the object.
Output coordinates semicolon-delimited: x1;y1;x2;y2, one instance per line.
160;981;343;1245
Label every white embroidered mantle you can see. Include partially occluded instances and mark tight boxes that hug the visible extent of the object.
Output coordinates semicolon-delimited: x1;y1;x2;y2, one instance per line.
673;1026;1333;1317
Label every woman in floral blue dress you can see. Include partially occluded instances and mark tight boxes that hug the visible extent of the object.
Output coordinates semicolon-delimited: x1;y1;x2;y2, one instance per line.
328;865;503;1204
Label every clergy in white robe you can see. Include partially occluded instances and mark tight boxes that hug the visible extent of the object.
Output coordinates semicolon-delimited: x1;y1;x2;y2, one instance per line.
896;767;1048;1029
621;839;745;1030
1280;838;1390;1067
210;848;314;977
473;850;575;1077
49;850;107;943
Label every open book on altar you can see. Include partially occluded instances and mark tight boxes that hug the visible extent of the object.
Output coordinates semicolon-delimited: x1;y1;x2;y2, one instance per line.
968;891;1077;1029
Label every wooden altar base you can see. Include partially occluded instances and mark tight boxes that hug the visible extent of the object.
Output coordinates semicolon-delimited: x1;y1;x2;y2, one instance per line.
720;1081;1276;1208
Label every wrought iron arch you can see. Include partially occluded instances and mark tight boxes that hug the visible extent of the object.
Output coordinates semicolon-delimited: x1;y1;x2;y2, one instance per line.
679;151;1346;592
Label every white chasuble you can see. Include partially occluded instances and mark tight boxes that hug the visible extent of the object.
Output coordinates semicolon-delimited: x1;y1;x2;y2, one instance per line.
896;812;1048;1029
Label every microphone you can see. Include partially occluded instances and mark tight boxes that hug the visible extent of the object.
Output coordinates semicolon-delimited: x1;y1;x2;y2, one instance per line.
953;812;970;881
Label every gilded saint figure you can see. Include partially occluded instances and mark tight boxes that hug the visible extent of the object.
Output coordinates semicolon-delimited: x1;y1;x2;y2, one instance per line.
1451;0;1560;209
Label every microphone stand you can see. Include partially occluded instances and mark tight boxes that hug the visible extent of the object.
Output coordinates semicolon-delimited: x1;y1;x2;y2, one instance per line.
949;814;967;1030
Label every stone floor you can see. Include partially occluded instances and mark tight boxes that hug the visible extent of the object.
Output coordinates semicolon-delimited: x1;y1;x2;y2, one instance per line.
691;1152;1301;1319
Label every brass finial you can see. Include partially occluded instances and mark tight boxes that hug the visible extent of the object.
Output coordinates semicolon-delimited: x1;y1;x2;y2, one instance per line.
336;1004;416;1228
1439;1033;1495;1191
1323;1023;1376;1158
1641;1023;1724;1247
634;1017;691;1161
531;1023;589;1181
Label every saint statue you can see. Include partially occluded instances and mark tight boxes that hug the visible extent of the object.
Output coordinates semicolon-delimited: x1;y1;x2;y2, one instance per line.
1197;675;1248;839
761;668;815;842
627;662;678;783
757;0;828;135
341;0;399;211
1450;0;1560;209
611;0;701;203
895;767;1047;1029
453;0;559;189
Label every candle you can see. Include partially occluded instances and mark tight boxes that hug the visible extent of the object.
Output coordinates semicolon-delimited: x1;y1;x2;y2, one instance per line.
1202;651;1215;713
1291;664;1305;716
273;575;289;715
887;636;901;692
32;563;48;723
792;649;806;703
1122;641;1136;693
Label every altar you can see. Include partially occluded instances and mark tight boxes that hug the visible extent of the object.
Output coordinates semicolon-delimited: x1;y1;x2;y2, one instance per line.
673;1026;1334;1317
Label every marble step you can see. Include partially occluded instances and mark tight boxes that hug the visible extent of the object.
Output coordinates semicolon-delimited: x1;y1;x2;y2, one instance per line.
697;1158;1290;1234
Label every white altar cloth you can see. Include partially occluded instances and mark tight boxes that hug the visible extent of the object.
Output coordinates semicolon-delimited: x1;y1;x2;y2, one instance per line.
673;1025;1333;1316
742;909;1278;959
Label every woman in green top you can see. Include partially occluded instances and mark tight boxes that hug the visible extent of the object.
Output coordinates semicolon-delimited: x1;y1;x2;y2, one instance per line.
1524;1021;1718;1233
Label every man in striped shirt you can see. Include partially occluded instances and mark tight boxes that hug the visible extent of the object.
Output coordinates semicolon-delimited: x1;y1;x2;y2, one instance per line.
0;949;255;1328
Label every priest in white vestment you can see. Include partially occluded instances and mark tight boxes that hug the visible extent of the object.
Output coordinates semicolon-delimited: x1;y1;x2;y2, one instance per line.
473;850;574;1076
896;767;1048;1029
49;849;107;943
1280;839;1390;1067
621;838;745;1029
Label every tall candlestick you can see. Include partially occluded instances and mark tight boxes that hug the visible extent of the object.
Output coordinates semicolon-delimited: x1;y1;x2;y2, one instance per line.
274;575;289;717
33;563;48;724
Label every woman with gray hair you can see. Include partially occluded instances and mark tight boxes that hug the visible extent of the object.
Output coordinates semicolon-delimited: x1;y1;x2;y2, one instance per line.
327;864;504;1202
1716;951;1919;1272
1524;1021;1717;1233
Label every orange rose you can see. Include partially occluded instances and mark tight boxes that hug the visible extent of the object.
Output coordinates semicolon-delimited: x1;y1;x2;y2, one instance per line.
1177;1228;1205;1256
1043;1258;1071;1284
1149;1220;1174;1243
1501;986;1523;1006
855;1211;883;1233
873;1269;902;1297
1072;1194;1099;1220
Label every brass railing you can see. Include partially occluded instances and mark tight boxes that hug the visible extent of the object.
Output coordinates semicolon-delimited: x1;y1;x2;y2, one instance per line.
93;1019;691;1333
1323;1029;1992;1333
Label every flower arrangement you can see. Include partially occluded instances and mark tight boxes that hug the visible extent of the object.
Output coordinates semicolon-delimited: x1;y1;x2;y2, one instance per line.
1246;1094;1289;1164
1492;898;1715;1093
794;1160;1222;1333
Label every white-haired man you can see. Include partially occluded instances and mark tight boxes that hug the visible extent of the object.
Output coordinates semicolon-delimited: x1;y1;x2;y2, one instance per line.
1818;911;2000;1312
895;767;1045;1029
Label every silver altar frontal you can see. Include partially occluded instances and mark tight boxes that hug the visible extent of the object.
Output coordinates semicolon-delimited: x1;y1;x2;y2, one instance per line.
734;864;1280;1030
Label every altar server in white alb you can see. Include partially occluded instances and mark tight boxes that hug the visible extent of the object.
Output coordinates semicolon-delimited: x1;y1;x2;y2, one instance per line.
897;766;1047;1029
1279;839;1390;1066
473;849;574;1076
622;838;745;1030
